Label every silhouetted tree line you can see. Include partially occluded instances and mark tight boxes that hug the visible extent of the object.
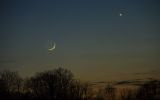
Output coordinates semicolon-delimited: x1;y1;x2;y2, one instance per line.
0;68;160;100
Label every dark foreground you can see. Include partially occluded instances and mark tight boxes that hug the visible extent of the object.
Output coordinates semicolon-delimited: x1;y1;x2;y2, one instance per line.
0;68;160;100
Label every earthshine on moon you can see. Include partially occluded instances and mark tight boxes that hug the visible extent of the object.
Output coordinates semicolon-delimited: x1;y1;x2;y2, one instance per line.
48;42;56;51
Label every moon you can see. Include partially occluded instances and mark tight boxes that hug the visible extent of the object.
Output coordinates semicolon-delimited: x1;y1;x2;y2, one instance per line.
48;42;56;51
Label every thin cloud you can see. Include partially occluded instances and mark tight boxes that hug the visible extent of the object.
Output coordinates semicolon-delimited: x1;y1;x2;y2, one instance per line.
93;81;107;84
115;79;146;86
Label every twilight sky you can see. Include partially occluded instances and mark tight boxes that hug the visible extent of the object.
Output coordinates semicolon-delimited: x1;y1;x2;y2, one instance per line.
0;0;160;81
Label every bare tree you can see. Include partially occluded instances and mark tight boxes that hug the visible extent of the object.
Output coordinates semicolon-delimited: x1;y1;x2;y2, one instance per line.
119;88;135;100
68;80;92;100
104;84;116;100
26;68;74;100
0;70;22;92
136;80;160;100
0;79;8;98
0;70;23;99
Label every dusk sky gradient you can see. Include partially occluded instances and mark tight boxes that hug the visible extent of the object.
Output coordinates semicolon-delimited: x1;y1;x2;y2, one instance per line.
1;0;160;81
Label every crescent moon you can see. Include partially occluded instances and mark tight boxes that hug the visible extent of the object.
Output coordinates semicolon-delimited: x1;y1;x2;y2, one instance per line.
48;42;56;51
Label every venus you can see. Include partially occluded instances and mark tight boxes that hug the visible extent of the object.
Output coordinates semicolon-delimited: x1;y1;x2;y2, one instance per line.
119;13;123;16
